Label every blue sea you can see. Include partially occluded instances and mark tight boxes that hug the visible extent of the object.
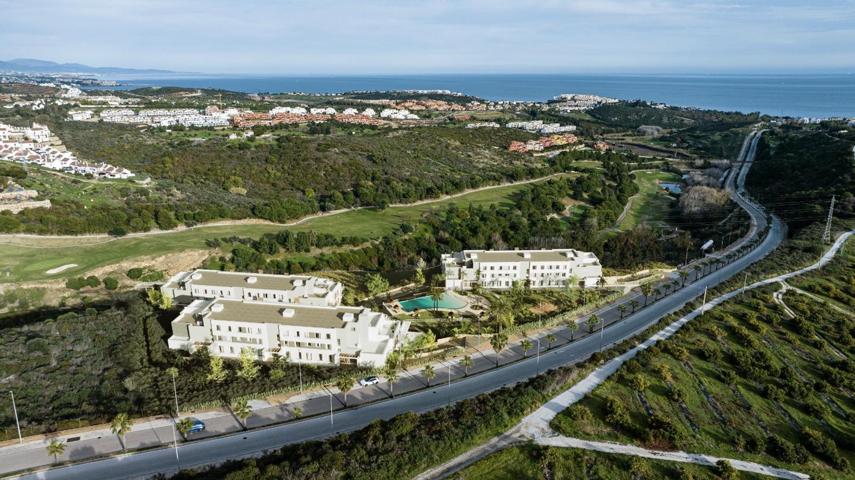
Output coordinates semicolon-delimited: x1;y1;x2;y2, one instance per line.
108;74;855;118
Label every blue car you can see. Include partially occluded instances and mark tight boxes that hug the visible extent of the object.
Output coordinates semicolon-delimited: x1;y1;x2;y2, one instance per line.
188;419;205;434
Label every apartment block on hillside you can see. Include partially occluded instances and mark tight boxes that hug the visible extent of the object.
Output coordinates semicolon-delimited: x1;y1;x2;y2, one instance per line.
441;249;602;290
161;269;343;307
167;298;408;367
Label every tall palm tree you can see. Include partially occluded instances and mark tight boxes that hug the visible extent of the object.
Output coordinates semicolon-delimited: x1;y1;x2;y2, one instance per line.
422;365;436;387
566;320;579;341
335;375;355;407
521;338;533;357
693;264;702;281
640;283;654;306
490;332;508;367
430;284;444;313
232;399;252;430
586;314;600;334
46;439;65;464
110;413;133;451
679;270;689;288
383;364;399;398
489;296;513;332
671;280;680;293
630;299;640;313
176;417;193;441
618;304;627;319
546;333;557;350
461;355;473;376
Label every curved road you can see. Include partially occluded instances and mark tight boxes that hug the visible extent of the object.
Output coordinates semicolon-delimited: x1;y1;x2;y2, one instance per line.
9;132;784;480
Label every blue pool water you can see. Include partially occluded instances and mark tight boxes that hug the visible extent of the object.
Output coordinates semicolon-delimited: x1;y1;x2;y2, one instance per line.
399;292;467;312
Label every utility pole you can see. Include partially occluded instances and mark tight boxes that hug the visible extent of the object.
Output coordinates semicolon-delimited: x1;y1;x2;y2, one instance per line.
9;391;22;444
169;371;180;466
822;195;836;244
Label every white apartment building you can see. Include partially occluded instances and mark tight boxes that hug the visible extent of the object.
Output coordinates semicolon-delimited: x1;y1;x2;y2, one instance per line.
161;269;344;307
167;298;409;367
441;249;603;290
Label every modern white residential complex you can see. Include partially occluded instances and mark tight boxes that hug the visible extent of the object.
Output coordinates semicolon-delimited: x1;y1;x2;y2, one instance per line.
166;298;408;367
441;248;603;290
161;269;343;307
162;269;408;367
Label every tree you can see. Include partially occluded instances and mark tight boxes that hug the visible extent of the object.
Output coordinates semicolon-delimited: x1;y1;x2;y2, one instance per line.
715;460;739;480
414;267;425;286
521;338;533;357
238;348;260;381
232;399;252;429
489;296;514;331
103;277;119;291
335;375;355;406
586;314;600;334
207;355;228;383
630;374;649;392
640;283;654;306
422;365;436;387
566;320;579;341
490;332;508;367
176;417;193;440
679;270;689;288
46;439;65;464
366;273;390;298
430;285;444;313
546;333;557;350
110;413;133;451
618;304;628;319
383;364;399;398
630;299;640;313
146;288;162;306
159;294;173;310
461;355;473;376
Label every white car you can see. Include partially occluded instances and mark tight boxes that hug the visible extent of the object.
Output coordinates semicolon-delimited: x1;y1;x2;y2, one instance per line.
359;375;380;386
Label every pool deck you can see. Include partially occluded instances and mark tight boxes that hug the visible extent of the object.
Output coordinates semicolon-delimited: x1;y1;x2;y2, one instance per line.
384;291;480;317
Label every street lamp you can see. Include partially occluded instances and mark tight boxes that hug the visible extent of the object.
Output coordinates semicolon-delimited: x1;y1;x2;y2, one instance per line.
533;337;541;374
598;317;605;353
9;390;21;444
439;360;453;406
328;387;334;427
167;369;180;466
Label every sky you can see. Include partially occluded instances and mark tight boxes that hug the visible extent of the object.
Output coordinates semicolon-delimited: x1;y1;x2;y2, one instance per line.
1;0;854;75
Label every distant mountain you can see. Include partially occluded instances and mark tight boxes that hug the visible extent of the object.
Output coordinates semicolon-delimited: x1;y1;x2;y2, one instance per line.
0;58;176;75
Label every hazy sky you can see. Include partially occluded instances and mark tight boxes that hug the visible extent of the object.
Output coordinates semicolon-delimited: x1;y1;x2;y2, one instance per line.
2;0;854;74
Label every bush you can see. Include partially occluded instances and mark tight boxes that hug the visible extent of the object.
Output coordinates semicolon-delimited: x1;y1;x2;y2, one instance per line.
103;277;119;290
766;434;809;464
65;277;87;290
127;268;144;280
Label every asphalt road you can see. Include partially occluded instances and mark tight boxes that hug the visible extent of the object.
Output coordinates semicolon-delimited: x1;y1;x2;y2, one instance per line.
6;131;783;480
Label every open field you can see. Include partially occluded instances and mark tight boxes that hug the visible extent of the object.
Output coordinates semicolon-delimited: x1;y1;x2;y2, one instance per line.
458;444;766;480
0;178;537;284
618;169;680;230
549;242;855;479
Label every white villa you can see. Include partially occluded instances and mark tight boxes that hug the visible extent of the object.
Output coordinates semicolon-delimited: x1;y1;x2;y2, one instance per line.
166;298;408;367
441;249;603;290
161;269;343;307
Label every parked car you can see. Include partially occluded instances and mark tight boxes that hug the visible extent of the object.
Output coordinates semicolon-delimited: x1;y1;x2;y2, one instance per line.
188;418;206;434
359;375;380;386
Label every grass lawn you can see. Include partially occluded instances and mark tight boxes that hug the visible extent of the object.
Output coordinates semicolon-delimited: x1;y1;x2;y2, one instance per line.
0;178;540;284
458;444;765;480
618;170;680;231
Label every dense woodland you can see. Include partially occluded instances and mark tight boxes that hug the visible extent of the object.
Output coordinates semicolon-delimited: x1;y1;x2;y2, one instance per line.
747;124;855;235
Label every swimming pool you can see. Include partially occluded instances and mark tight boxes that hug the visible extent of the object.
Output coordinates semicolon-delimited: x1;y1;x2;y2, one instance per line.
399;292;468;312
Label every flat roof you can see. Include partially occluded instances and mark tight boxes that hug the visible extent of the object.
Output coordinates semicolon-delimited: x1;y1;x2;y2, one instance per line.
465;249;598;263
186;270;314;292
205;299;367;329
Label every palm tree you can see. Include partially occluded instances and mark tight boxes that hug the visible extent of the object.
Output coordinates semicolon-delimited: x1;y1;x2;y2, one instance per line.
586;314;600;334
640;283;654;306
693;264;702;282
489;296;513;332
566;320;579;341
430;284;444;313
679;270;689;288
46;439;65;464
521;338;533;357
232;399;252;430
653;287;662;301
176;417;193;441
461;355;473;376
110;413;132;451
630;299;640;313
490;332;508;367
422;365;436;387
546;333;557;350
618;304;627;319
383;365;399;398
335;375;355;407
663;283;672;296
671;280;680;293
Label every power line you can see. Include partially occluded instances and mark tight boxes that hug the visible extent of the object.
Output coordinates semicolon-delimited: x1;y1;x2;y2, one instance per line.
822;195;836;244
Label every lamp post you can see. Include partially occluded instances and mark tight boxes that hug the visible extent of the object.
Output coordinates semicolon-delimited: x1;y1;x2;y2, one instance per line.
328;388;334;427
168;369;180;466
439;360;453;406
9;391;21;444
534;337;541;374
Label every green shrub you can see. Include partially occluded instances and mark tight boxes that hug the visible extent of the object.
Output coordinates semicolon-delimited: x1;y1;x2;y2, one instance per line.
103;277;119;290
127;268;144;279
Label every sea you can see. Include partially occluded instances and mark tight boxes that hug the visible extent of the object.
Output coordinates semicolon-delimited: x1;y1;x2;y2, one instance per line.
107;74;855;119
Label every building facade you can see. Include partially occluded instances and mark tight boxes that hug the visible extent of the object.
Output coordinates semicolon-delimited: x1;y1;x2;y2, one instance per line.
167;298;408;368
161;269;343;307
441;249;602;290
